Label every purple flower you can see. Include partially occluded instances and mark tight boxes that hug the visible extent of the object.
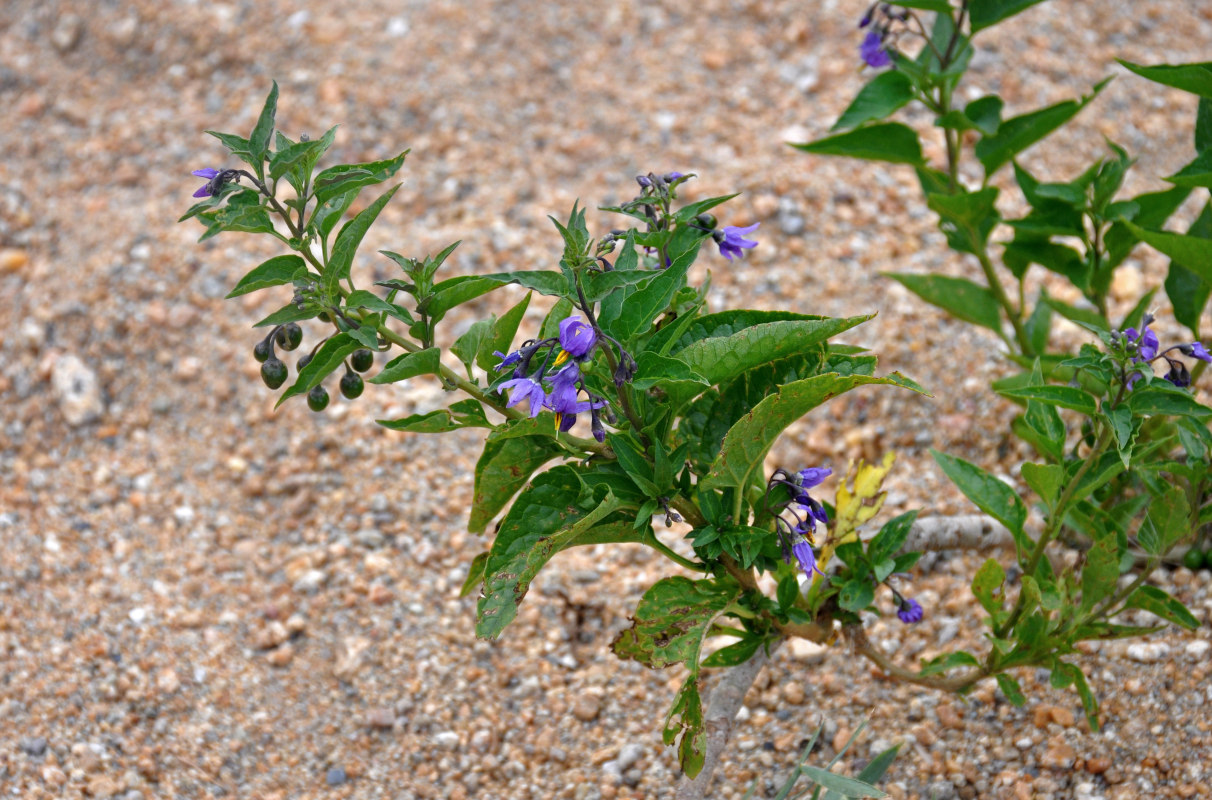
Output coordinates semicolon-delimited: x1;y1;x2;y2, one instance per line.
493;349;522;372
791;536;824;578
797;467;832;489
545;364;605;432
715;223;760;261
897;597;924;624
1125;326;1159;361
497;376;545;418
558;317;597;360
191;167;221;198
860;31;892;68
1184;342;1211;363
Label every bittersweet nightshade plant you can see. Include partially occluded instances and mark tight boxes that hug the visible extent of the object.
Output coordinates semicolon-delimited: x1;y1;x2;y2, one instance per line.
558;316;597;360
860;30;893;68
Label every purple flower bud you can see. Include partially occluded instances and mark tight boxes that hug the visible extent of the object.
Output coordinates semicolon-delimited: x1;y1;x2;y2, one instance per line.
791;537;824;578
714;223;760;261
493;350;522;372
558;316;597;360
796;467;832;489
1125;326;1159;361
897;597;924;624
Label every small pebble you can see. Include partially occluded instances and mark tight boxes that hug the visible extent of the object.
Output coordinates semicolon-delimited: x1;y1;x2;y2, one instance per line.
325;767;346;786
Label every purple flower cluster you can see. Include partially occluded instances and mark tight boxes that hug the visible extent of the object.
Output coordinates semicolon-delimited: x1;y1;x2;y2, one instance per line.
768;467;832;579
494;316;611;440
857;2;909;68
1122;315;1210;390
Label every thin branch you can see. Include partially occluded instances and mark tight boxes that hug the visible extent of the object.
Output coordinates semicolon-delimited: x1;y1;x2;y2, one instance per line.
845;626;984;692
675;640;781;800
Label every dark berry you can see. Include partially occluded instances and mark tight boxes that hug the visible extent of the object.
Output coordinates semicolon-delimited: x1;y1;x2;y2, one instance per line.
260;358;288;390
276;323;303;351
694;213;718;230
307;385;329;412
340;371;364;399
1182;547;1204;571
297;353;313;372
253;338;274;363
350;349;374;373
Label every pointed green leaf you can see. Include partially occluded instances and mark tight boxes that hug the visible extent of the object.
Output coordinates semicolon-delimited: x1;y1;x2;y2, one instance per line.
612;576;740;670
832;70;916;131
975;80;1108;176
1165;201;1212;336
701;373;924;493
276;332;360;406
931;450;1027;543
997;385;1097;415
369;347;442;384
225;254;307;298
1021;462;1063;509
248;81;279;161
885;273;1003;332
792;122;924;164
1124;585;1199;630
1118;59;1212;99
969;0;1052;33
972;558;1006;615
467;431;566;533
313;151;408;204
324;184;401;296
1080;533;1120;614
802;766;887;798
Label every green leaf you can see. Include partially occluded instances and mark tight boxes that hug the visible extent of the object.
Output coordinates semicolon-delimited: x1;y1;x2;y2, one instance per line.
248;81;279;161
1080;533;1120;614
1127;386;1212;421
1021;462;1063;509
792;123;924;165
868;510;918;564
889;0;952;11
1124;585;1199;630
975;80;1108;176
925;187;1000;255
467;432;566;533
1117;59;1212;99
205;130;254;164
609;434;661;498
700;636;764;669
1128;221;1212;287
1003;241;1089;289
277;333;360;406
345;288;414;324
376;404;491;434
1197;96;1212;152
997;385;1097;415
701;373;924;493
832;70;916;131
1164;149;1212;189
474;270;569;298
253;302;318;328
885;273;1003;332
324;184;402;297
631;352;709;391
839;578;875;612
268;125;336;181
919;650;980;677
1137;486;1191;556
996;673;1027;706
225;254;307;298
451;318;493;376
608;228;704;340
676;316;873;389
969;0;1051;33
931;450;1028;546
195;190;277;239
1165;201;1212;336
801;767;887;798
666;677;706;779
477;292;532;374
313;151;409;205
971;558;1006;615
459;550;489;597
477;470;638;639
612;576;740;670
369;347;442;384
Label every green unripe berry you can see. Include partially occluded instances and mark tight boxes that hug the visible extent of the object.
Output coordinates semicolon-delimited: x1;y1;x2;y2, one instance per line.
1182;547;1205;571
307;384;330;412
297;353;313;372
340;371;364;399
350;349;374;373
261;358;288;390
317;311;332;323
276;323;303;351
694;213;718;230
253;338;274;363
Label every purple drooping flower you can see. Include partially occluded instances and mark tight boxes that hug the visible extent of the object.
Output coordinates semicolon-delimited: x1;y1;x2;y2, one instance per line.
860;31;892;68
544;363;605;432
493;349;522;372
791;536;824;578
558;316;597;360
797;467;832;489
497;376;546;418
191;167;221;198
1184;342;1211;363
715;223;760;261
897;597;924;624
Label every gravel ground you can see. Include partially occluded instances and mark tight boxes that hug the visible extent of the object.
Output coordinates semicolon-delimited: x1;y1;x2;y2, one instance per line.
2;1;1211;798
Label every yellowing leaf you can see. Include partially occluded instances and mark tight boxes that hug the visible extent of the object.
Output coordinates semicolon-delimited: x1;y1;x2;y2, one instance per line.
819;452;897;570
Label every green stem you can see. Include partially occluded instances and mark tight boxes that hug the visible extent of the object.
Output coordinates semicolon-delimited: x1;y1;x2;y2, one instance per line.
973;245;1030;353
995;423;1114;638
643;528;707;572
